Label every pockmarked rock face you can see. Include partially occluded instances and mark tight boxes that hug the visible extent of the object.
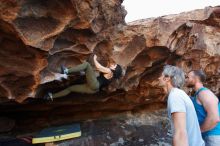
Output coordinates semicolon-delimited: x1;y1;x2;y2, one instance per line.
45;110;172;146
0;0;219;135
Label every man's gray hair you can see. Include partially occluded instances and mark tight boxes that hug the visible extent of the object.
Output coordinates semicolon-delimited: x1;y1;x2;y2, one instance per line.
163;65;185;88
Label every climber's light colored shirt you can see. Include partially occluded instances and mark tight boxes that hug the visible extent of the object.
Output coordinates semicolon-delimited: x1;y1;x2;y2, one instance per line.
167;88;205;146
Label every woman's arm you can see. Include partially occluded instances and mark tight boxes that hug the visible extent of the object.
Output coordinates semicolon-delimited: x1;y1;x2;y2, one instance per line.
93;55;112;74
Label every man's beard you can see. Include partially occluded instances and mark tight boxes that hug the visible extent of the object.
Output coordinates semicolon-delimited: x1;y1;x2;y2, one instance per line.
186;83;194;88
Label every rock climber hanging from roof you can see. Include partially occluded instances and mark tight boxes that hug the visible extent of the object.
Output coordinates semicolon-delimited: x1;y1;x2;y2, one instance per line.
43;54;123;101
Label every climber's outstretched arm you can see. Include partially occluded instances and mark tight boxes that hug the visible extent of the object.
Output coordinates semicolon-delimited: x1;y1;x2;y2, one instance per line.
93;55;111;74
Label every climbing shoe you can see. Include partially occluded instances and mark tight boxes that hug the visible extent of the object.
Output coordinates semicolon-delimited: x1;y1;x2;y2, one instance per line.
43;92;53;101
61;65;68;74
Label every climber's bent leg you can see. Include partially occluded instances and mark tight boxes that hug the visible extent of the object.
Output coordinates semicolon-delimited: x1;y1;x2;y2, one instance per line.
67;62;90;74
68;61;99;90
52;84;98;98
84;63;100;90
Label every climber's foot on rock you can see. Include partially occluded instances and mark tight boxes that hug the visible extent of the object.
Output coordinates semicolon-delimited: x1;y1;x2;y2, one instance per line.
61;65;68;74
43;92;53;101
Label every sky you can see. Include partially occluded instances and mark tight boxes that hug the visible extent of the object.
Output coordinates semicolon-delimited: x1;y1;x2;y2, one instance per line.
122;0;219;22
